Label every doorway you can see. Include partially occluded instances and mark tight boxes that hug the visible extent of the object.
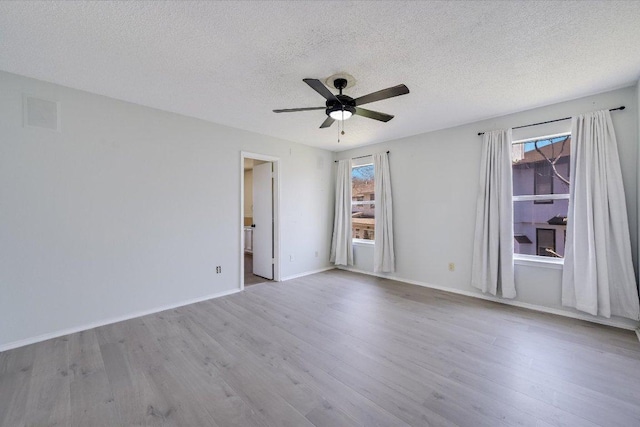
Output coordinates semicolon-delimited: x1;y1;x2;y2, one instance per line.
240;152;280;290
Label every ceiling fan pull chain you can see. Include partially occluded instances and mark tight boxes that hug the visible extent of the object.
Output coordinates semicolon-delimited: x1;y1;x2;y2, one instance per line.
337;119;345;143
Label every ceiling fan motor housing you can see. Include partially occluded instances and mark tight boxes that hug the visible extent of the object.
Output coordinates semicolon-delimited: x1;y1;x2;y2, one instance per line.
326;79;356;117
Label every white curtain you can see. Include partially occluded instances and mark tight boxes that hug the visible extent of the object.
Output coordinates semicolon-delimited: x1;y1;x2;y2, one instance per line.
471;129;516;298
373;152;395;272
562;110;640;320
330;159;353;266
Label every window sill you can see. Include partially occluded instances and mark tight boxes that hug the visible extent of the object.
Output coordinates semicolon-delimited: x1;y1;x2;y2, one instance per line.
352;239;374;247
514;254;564;270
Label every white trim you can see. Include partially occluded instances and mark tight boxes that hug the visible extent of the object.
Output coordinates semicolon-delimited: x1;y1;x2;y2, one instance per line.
0;288;241;353
512;194;569;202
280;266;335;281
337;266;639;331
352;238;374;246
240;152;282;290
514;254;564;270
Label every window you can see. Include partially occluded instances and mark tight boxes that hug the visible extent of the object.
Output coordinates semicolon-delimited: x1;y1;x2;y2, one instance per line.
352;164;375;241
512;133;570;259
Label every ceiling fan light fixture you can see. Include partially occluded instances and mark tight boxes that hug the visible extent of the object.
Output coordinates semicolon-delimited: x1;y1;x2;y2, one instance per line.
328;104;355;121
329;109;353;120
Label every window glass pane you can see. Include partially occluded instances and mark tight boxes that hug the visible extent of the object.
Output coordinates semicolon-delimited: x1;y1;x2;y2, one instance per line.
352;164;375;240
536;229;556;257
514;200;567;257
513;135;571;197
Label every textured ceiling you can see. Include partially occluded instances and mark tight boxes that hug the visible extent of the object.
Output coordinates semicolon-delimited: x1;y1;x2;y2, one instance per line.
1;1;639;151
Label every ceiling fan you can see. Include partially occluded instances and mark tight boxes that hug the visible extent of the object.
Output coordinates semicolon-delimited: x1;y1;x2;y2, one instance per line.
273;78;410;128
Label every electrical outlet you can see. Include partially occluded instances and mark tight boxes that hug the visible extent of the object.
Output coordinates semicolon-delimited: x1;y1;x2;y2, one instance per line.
216;266;222;274
315;251;319;258
289;254;295;262
448;263;455;272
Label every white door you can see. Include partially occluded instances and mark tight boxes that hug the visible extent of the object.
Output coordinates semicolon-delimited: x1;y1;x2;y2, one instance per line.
252;162;273;279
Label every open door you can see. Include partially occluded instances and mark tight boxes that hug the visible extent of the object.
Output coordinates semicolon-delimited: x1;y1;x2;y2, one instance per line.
252;161;273;279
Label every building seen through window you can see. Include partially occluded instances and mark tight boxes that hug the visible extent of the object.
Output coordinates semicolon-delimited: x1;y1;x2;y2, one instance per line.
352;164;375;240
512;134;570;258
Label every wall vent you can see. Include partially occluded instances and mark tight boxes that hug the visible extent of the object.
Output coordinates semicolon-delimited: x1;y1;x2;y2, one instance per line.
24;95;59;131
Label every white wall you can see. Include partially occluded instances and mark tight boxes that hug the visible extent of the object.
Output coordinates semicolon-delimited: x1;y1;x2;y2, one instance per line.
0;71;335;349
336;86;639;327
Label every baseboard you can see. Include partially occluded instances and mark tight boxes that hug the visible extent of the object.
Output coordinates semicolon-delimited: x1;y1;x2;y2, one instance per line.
0;288;241;353
338;266;639;332
280;266;335;282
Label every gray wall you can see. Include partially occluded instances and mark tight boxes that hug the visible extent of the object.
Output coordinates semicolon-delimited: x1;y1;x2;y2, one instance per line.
336;86;639;327
0;71;335;349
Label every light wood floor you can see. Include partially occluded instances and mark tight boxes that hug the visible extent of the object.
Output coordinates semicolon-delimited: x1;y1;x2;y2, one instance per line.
2;269;640;426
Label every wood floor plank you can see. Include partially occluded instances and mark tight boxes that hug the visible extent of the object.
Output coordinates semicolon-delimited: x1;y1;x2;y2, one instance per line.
24;337;70;427
67;330;119;427
120;318;224;427
2;269;640;427
97;340;142;426
0;345;36;426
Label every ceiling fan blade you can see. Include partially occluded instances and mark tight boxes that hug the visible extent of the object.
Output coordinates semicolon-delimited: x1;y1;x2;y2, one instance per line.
354;107;394;122
319;116;335;128
354;84;409;106
273;107;325;113
303;78;339;102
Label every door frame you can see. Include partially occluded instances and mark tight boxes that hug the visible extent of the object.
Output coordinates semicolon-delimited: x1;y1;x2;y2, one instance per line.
240;151;281;290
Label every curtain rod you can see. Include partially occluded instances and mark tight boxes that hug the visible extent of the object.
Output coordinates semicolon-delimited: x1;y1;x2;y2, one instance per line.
334;150;390;163
477;106;625;136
